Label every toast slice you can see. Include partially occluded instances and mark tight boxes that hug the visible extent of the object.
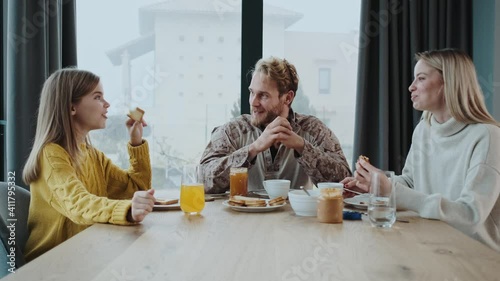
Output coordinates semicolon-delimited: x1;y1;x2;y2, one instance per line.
228;198;245;206
244;200;267;207
154;198;179;205
358;155;370;163
229;196;266;207
127;107;145;122
268;196;286;206
232;195;261;202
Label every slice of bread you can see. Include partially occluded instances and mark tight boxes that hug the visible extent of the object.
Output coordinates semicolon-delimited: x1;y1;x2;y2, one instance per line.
228;198;245;206
229;196;266;207
232;195;261;202
358;155;369;163
127;107;145;122
268;196;286;206
154;198;179;205
245;200;267;207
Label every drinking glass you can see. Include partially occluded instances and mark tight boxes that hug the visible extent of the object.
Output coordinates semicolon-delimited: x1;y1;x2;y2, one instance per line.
368;171;396;228
180;164;205;215
230;167;248;196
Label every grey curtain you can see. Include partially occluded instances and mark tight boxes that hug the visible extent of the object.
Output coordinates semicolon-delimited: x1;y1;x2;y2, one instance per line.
1;0;6;181
353;0;472;173
5;0;77;187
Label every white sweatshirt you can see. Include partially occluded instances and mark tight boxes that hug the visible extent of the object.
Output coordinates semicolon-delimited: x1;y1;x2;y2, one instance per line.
394;117;500;252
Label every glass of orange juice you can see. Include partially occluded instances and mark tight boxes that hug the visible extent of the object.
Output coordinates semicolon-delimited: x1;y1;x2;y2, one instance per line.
180;164;205;215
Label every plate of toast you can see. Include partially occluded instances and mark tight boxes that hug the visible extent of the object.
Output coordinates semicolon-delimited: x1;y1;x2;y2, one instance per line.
153;198;180;211
223;196;286;213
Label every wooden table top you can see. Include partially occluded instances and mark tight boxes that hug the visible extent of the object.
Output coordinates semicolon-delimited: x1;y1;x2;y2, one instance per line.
4;195;500;281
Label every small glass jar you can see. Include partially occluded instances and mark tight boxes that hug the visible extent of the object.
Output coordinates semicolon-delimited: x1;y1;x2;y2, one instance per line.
230;167;248;196
317;188;343;223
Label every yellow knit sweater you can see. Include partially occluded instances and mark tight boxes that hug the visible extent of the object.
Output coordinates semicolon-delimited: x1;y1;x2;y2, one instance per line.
24;141;151;261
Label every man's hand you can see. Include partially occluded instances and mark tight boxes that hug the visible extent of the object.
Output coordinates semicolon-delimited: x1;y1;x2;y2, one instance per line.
249;116;304;159
129;189;155;223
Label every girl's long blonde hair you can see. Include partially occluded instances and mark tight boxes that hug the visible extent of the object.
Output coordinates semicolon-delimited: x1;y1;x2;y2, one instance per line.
23;68;100;184
416;49;498;126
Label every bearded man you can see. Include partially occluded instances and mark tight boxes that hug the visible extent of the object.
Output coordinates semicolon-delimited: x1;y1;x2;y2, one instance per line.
200;57;351;193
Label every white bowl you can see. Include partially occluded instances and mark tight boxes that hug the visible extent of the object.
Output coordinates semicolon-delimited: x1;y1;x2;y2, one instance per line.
263;180;290;199
288;189;320;217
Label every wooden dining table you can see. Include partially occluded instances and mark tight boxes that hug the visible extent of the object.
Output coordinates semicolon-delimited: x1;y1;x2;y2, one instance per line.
3;192;500;281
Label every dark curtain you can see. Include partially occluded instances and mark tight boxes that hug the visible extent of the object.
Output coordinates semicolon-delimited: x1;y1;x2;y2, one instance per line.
1;0;6;181
6;0;77;188
353;0;472;173
240;0;263;115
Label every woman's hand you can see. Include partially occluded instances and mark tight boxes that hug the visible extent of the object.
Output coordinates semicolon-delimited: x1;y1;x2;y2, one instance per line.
353;158;376;191
340;177;364;198
353;158;392;193
129;189;155;223
126;118;148;146
340;158;384;192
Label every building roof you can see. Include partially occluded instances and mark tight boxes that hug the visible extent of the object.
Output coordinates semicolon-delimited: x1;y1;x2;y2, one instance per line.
139;0;303;34
106;32;155;66
107;0;303;66
138;0;302;34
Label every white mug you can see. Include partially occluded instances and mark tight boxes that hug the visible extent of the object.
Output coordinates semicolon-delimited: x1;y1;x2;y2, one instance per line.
263;179;290;199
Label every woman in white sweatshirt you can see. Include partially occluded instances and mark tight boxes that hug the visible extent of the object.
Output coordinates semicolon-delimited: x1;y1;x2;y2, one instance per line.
343;49;500;252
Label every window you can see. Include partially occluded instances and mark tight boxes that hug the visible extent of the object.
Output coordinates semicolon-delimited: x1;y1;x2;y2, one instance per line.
263;0;361;168
318;68;331;94
77;1;242;188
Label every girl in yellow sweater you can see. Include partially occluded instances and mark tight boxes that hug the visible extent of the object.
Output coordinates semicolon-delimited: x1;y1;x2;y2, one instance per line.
22;68;155;261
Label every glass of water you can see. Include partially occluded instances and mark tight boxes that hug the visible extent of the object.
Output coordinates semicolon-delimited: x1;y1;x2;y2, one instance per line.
368;171;396;228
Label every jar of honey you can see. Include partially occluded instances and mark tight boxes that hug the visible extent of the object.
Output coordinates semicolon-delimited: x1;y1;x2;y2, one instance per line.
230;167;248;196
317;188;343;223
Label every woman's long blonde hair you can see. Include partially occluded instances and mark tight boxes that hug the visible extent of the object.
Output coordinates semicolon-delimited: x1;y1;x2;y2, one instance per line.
416;49;498;126
23;68;100;184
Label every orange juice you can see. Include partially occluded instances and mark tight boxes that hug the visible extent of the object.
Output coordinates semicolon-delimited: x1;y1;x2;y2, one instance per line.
230;167;248;196
180;183;205;214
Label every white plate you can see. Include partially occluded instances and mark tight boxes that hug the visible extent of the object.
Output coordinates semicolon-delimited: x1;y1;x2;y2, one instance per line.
251;189;268;197
344;194;370;209
222;200;286;213
207;191;230;198
153;203;181;211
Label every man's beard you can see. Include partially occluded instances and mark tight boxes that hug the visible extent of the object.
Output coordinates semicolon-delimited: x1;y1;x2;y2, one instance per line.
251;102;284;127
